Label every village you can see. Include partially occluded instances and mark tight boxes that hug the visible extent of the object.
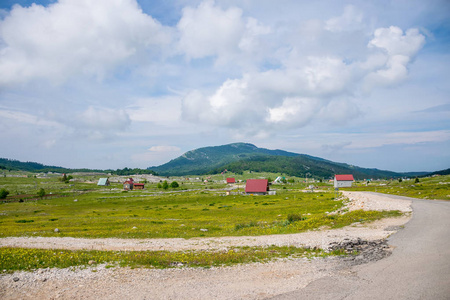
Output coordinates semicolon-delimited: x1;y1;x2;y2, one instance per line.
96;173;356;195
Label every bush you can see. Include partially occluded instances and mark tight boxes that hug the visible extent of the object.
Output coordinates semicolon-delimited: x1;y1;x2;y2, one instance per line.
0;188;9;199
287;213;303;224
37;188;46;198
170;181;179;188
162;181;169;190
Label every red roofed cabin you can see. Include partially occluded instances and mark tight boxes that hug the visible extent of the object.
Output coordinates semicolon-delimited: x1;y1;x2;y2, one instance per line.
245;179;269;195
123;178;134;191
334;174;354;188
226;178;235;184
134;183;145;190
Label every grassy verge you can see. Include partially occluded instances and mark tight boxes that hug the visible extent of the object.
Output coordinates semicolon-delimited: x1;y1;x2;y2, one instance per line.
348;174;450;201
0;246;346;273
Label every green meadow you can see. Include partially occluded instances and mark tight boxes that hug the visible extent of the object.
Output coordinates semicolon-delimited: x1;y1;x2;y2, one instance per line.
346;175;450;201
0;172;400;239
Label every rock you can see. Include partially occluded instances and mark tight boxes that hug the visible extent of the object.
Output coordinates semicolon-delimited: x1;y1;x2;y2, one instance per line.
13;277;19;282
54;228;60;233
132;226;137;229
74;199;78;202
200;228;208;232
88;260;97;265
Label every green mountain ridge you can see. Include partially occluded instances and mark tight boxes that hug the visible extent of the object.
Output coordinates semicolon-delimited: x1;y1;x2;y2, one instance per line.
1;143;437;179
150;143;428;179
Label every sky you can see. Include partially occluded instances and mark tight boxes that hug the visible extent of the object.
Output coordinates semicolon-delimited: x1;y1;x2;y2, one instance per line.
0;0;449;172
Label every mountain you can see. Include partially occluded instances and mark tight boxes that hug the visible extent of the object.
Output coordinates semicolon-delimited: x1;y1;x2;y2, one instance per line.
427;168;450;176
149;142;411;179
149;143;299;176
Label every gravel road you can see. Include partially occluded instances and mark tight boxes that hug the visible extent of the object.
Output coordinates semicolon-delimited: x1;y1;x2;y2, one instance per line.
0;191;413;300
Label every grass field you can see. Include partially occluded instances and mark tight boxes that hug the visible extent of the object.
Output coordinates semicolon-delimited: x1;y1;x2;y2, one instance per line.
346;175;450;201
0;246;347;273
0;172;400;239
1;171;429;272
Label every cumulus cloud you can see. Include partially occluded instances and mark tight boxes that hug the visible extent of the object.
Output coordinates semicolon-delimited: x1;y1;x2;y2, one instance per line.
177;0;271;66
177;0;244;61
364;26;425;88
0;0;172;86
181;21;425;136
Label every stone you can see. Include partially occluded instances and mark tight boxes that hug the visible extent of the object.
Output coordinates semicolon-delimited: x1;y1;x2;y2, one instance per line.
13;277;19;282
54;228;60;233
200;228;208;232
88;260;97;265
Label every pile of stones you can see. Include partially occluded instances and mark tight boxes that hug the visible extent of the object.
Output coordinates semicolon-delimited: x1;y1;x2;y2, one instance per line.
328;238;392;265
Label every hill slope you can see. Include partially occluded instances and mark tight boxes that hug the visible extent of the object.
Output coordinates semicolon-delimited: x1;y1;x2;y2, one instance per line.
149;143;299;176
150;143;410;179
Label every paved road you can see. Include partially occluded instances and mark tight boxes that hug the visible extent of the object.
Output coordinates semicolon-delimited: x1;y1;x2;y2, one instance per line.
268;194;450;300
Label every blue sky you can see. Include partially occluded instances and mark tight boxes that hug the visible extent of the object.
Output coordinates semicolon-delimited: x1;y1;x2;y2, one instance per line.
0;0;449;172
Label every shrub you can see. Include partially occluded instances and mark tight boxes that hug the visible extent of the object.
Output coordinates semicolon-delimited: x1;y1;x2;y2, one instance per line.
37;188;46;198
170;181;179;188
0;188;9;199
287;213;303;224
162;181;169;190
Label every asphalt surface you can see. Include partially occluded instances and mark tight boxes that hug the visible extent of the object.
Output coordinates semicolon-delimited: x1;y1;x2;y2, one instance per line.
268;194;450;300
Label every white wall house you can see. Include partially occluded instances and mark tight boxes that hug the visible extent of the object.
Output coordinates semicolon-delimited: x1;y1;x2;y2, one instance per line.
334;174;354;188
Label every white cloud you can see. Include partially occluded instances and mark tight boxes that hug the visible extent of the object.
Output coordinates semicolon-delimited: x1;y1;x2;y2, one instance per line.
78;106;130;131
0;0;172;86
363;26;425;89
325;5;364;32
368;26;425;57
177;0;244;61
266;97;319;127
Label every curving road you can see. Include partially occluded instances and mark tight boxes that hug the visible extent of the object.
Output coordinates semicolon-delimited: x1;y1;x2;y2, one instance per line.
268;194;450;300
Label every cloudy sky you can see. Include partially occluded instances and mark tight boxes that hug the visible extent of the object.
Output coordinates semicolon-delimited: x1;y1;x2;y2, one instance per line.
0;0;449;172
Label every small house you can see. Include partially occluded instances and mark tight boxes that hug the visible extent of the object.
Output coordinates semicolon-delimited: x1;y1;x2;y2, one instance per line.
226;178;235;184
123;178;134;190
134;183;145;190
334;174;354;188
245;179;269;195
97;178;110;186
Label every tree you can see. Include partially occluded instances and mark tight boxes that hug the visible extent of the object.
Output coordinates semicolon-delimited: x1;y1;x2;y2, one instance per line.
415;177;420;183
0;188;9;199
157;183;162;188
170;181;179;188
162;180;169;190
37;188;46;198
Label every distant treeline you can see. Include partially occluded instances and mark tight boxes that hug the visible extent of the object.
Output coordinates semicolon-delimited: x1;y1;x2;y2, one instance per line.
0;158;105;173
0;158;158;176
109;168;158;176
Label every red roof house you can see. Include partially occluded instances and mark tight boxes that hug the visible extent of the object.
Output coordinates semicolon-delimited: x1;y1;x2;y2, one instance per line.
134;183;145;190
334;174;354;188
226;178;236;184
245;179;269;195
123;178;134;190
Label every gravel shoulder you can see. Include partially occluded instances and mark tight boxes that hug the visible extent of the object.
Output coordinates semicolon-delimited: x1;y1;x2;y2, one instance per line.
0;191;412;300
